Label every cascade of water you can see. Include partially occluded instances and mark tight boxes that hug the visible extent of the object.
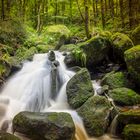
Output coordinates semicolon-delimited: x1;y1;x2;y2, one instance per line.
0;51;120;140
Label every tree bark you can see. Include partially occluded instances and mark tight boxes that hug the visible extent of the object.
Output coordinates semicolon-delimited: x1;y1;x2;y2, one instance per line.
119;0;124;28
128;0;133;29
100;0;105;28
84;0;90;39
1;0;5;20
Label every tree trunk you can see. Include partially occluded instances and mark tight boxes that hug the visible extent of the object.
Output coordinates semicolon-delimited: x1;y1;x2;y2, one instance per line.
37;1;41;33
92;0;96;25
119;0;124;28
100;0;105;28
1;0;5;20
84;0;90;39
55;0;58;24
128;0;133;29
69;0;73;22
6;0;11;18
76;0;85;22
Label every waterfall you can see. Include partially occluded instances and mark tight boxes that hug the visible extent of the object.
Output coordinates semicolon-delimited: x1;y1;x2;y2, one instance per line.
0;51;120;140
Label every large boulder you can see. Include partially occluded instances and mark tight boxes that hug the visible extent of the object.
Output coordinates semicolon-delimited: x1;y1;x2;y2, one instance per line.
124;45;140;87
117;110;140;134
111;33;134;62
66;68;94;109
108;88;140;106
79;36;110;66
77;96;111;137
13;111;75;140
0;132;20;140
123;124;140;140
101;71;133;89
131;26;140;45
42;25;70;49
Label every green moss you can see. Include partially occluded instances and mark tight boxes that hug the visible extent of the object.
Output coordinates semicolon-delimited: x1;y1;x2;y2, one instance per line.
101;71;133;89
66;68;94;109
0;132;20;140
60;44;77;52
42;25;70;46
131;25;140;45
124;45;140;87
77;96;111;137
111;32;134;62
123;124;140;140
109;88;140;106
116;110;140;135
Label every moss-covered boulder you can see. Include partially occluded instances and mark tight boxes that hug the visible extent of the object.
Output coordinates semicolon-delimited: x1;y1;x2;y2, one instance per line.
124;45;140;87
77;96;111;137
117;110;140;134
108;88;140;106
60;44;77;52
101;71;133;89
111;33;134;62
43;25;70;49
0;132;20;140
131;26;140;45
79;36;110;66
123;124;140;140
13;111;75;140
66;68;94;109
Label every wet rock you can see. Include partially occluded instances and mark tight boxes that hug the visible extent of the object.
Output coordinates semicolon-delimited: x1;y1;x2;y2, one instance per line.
97;85;109;95
77;96;111;137
0;132;20;140
123;124;140;140
101;71;133;89
124;45;140;87
111;33;134;62
108;88;140;106
13;111;75;140
69;66;81;72
117;110;140;134
48;51;55;61
64;53;77;68
66;68;94;109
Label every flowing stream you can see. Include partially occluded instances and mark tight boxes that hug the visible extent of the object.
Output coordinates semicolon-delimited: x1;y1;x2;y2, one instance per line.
0;51;120;140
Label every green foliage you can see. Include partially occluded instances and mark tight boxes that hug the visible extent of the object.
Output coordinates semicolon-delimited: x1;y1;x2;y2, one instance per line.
0;19;26;45
72;47;87;66
15;47;38;62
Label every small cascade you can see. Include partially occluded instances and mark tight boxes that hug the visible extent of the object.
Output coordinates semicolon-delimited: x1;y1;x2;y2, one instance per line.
110;115;119;136
92;80;102;96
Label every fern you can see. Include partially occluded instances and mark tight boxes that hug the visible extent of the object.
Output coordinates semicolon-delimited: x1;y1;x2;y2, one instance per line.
72;48;87;66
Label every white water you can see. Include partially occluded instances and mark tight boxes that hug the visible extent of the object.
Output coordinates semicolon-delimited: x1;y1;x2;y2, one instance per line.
0;51;120;140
